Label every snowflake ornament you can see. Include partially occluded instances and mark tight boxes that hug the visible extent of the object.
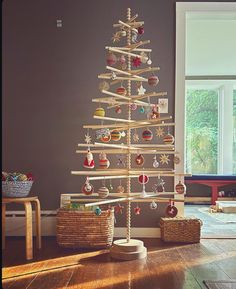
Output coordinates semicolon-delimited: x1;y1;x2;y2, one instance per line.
140;51;148;64
160;154;170;165
84;133;92;144
133;132;140;142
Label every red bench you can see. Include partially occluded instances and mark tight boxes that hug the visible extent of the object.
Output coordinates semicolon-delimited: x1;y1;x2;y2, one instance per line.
185;175;236;205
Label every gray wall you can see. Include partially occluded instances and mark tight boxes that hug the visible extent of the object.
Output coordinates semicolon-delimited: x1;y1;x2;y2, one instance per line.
3;1;234;225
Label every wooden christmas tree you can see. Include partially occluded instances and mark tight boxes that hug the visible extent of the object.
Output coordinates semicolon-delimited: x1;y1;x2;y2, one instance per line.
70;8;189;260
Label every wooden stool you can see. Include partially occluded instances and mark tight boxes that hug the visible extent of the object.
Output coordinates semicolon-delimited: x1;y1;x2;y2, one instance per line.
2;196;41;260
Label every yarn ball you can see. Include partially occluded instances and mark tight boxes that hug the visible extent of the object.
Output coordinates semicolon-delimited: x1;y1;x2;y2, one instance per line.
95;207;102;216
98;186;109;198
175;181;186;194
99;158;110;169
148;75;159;86
130;103;137;111
111;130;121;141
94;107;105;117
142;129;153;141
163;134;175;145
106;53;117;66
17;174;28;181
139;107;145;113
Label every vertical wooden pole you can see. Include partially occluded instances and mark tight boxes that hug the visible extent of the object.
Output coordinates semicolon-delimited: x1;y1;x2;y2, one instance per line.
126;7;131;243
2;203;6;249
24;201;33;260
34;198;42;249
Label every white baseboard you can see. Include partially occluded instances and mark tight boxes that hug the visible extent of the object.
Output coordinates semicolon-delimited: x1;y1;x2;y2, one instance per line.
5;210;160;238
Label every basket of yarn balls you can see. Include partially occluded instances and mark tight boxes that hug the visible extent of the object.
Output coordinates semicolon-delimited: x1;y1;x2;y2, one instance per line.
2;172;34;198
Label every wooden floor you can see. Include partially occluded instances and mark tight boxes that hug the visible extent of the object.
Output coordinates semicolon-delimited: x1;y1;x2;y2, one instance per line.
2;237;236;289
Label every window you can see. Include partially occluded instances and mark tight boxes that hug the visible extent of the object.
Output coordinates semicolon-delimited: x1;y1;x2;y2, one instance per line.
175;3;236;176
185;82;235;175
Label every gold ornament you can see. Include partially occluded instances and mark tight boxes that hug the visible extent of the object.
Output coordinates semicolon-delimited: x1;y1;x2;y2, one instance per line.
133;132;139;142
160;154;170;165
111;32;120;43
173;156;181;164
156;127;164;138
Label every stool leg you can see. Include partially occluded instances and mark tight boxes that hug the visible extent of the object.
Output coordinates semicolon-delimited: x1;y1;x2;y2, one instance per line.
211;185;218;205
34;199;41;249
2;203;6;249
24;201;33;260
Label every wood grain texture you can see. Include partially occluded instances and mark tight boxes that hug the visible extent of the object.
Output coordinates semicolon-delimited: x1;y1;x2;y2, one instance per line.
2;237;236;289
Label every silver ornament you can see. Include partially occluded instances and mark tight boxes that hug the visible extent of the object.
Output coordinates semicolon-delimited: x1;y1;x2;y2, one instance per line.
153;156;159;168
150;201;158;210
147;59;152;65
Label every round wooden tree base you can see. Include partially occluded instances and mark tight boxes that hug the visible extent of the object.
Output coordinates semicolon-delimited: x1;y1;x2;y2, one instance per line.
110;239;147;260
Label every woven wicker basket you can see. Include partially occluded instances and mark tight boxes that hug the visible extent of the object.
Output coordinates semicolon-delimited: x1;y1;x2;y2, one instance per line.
2;181;33;198
56;208;114;249
160;217;202;243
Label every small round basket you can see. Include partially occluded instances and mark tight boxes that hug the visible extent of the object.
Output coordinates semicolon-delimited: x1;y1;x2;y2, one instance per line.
2;181;33;198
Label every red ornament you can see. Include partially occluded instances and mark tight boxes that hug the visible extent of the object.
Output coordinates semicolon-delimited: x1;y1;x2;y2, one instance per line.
115;204;124;214
26;173;34;181
163;134;175;145
148;75;159;86
175;181;186;194
166;204;178;217
135;154;145;166
138;174;149;184
83;150;95;169
106;53;117;66
134;205;141;215
138;26;144;35
115;106;122;114
132;57;142;67
101;134;111;143
116;86;127;96
81;178;94;195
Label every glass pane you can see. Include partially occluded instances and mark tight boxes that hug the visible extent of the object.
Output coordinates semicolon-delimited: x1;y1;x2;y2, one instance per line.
185;89;219;174
233;90;236;175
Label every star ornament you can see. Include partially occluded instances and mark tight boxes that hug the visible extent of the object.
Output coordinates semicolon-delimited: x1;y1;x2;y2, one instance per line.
160;154;170;165
84;133;92;144
111;32;120;43
137;84;146;95
156;127;164;138
132;57;142;67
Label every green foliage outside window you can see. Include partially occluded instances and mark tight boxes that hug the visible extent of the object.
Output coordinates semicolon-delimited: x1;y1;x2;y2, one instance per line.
186;89;218;174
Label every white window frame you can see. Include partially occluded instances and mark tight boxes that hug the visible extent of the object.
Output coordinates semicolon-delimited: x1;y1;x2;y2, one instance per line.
175;2;236;176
